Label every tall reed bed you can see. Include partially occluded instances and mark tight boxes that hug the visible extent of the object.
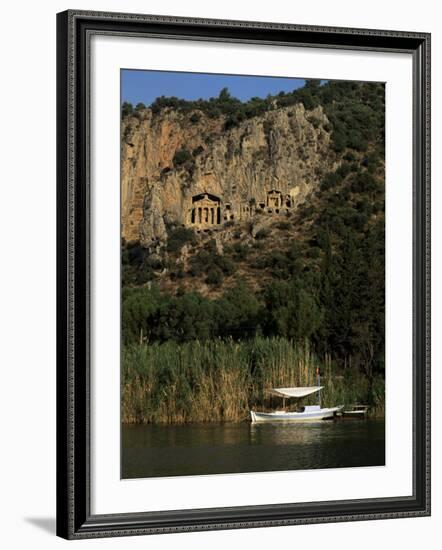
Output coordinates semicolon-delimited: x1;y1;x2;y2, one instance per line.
122;337;384;423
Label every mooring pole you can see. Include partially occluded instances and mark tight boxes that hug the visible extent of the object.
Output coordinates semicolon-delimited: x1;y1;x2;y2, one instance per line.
317;368;321;407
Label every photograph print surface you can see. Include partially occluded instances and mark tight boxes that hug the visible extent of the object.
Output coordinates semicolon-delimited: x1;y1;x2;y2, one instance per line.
120;70;385;479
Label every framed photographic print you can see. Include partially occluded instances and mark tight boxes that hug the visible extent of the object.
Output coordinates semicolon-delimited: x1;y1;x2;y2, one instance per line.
56;10;431;539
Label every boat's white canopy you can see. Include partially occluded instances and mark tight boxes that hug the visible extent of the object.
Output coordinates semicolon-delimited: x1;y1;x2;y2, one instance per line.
268;387;323;399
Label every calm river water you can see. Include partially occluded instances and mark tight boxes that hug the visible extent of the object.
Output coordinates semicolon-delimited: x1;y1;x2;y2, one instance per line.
122;419;385;479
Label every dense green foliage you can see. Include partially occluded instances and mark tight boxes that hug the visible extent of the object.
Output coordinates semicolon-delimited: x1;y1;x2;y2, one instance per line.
166;227;196;253
188;240;235;282
282;80;385;153
172;147;193;168
122;147;385;381
121;101;133;118
297;152;385;382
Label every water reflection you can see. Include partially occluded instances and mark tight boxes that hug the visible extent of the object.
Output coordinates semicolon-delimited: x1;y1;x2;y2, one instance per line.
122;419;385;479
249;422;328;445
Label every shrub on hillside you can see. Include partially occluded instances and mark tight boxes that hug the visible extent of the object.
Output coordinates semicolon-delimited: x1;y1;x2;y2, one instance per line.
255;228;270;240
173;148;192;168
167;227;196;253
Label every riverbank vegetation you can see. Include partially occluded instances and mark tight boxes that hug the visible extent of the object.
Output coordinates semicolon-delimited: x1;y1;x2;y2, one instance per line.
122;338;384;424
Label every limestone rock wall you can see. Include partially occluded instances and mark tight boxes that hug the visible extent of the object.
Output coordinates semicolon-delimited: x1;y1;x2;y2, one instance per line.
121;103;335;247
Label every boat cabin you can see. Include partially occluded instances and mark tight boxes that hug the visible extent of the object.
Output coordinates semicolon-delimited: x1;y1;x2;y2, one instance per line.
299;405;321;413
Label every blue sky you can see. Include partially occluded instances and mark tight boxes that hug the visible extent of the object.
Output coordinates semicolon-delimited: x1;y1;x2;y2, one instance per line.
121;69;306;106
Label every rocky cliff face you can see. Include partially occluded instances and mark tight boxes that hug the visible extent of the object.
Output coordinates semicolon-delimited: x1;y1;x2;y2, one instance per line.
121;103;336;248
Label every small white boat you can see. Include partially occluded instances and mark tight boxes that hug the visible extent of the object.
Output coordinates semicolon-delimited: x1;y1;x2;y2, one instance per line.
250;386;343;423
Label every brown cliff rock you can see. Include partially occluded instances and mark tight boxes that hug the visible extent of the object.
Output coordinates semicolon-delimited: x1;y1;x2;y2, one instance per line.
121;103;335;247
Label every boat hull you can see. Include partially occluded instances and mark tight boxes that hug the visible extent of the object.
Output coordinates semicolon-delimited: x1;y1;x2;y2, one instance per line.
250;407;342;423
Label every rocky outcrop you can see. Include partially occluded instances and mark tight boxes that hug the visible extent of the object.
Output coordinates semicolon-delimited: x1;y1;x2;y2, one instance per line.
121;103;335;247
